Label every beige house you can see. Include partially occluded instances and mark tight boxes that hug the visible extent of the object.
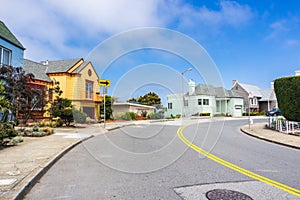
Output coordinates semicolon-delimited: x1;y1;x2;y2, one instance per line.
112;102;155;118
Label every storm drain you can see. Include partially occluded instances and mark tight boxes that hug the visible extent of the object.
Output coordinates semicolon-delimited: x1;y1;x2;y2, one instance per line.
206;189;253;200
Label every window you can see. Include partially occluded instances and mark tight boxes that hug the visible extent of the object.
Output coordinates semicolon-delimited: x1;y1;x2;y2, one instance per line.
198;99;202;105
184;99;188;107
250;98;257;105
254;98;257;105
0;47;11;65
198;99;209;106
203;99;209;105
2;49;10;65
86;81;93;99
168;103;172;109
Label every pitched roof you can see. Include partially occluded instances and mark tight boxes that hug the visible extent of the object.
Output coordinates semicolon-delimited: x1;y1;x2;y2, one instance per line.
195;84;242;98
0;21;25;50
72;61;89;73
237;83;262;97
259;89;277;101
23;59;52;82
46;58;82;73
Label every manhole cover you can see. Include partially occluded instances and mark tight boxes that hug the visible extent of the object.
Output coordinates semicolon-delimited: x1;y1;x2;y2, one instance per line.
206;189;253;200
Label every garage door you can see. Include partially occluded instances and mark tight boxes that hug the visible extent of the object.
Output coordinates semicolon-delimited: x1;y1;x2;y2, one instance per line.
83;107;94;119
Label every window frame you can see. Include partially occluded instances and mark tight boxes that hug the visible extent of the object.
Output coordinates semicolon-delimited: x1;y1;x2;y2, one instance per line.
203;99;209;106
85;80;94;99
198;99;202;105
0;46;11;66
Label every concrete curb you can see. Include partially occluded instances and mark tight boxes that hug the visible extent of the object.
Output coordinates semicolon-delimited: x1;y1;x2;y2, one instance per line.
13;135;94;200
13;123;129;199
240;127;300;150
105;124;135;131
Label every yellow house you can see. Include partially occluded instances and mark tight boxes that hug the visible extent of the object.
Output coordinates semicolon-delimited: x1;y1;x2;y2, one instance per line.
24;58;102;119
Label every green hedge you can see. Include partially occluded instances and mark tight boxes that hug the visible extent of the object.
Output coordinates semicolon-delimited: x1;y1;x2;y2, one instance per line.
274;76;300;121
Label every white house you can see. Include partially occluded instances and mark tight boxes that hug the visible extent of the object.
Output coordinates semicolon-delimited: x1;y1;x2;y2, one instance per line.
112;102;155;118
165;80;244;117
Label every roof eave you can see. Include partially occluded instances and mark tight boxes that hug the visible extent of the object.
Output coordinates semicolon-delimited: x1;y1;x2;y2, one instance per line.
0;35;25;50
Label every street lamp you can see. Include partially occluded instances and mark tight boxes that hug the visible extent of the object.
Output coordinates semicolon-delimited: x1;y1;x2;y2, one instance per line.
181;68;192;118
248;92;253;129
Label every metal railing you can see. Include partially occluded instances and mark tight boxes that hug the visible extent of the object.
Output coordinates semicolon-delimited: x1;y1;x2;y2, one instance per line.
267;116;300;135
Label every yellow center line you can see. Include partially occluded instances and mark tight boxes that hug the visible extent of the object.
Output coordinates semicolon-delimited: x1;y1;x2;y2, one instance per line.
177;124;300;197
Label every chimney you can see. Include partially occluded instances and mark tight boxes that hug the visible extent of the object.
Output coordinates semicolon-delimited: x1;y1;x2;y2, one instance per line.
295;70;300;76
188;79;195;95
270;81;274;90
232;80;238;86
41;60;49;65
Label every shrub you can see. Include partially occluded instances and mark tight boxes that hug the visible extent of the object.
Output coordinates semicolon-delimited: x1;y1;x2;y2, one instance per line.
40;127;54;134
140;110;148;118
0;122;17;145
10;137;24;144
32;125;39;132
115;112;136;120
129;112;136;120
214;113;226;117
147;112;164;119
200;112;210;116
243;112;261;116
73;109;87;124
274;76;300;122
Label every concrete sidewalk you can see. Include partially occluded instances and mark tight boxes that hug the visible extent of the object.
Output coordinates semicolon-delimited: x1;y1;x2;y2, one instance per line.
0;119;299;200
0;124;107;200
241;123;300;149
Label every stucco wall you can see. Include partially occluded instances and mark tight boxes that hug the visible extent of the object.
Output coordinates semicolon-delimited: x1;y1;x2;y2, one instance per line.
165;94;215;117
112;104;155;117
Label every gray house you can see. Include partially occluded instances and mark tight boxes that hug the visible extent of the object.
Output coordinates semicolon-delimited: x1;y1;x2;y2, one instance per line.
231;80;277;113
165;80;244;117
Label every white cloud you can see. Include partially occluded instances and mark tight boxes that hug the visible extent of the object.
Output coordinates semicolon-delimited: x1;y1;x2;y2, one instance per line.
284;39;299;47
48;0;164;35
266;20;290;40
0;0;255;62
169;0;254;30
266;17;300;48
0;0;165;61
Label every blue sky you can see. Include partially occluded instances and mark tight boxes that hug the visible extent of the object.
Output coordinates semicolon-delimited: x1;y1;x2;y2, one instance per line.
1;0;300;105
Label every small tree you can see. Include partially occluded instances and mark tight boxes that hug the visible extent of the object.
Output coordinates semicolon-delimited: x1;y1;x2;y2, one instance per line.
0;73;17;145
48;81;73;126
137;92;161;106
0;65;48;125
100;95;113;120
127;97;137;103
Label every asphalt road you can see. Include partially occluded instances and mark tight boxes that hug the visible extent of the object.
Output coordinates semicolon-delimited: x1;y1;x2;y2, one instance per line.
25;119;300;200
